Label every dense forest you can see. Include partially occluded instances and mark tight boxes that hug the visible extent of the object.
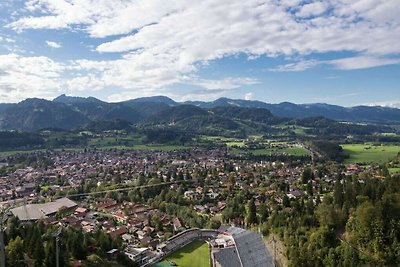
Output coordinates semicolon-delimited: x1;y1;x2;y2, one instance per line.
4;219;136;267
267;171;400;266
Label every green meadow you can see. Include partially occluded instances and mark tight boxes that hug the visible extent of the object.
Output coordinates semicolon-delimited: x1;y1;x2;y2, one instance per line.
342;144;400;164
153;240;210;267
231;146;309;156
0;144;189;159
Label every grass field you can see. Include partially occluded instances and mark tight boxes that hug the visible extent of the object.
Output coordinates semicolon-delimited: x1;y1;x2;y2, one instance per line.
0;144;189;159
97;144;189;151
0;148;80;158
231;146;309;156
389;167;400;174
342;144;400;164
153;240;210;267
226;141;245;147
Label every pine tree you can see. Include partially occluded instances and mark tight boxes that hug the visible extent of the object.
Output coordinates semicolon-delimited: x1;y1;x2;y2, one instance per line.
245;199;257;225
5;236;25;267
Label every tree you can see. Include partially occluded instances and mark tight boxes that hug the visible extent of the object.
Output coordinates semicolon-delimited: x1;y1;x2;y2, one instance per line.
6;236;25;267
306;182;313;196
333;177;344;208
316;202;336;228
34;242;45;267
282;195;290;207
245;199;257;226
258;203;269;222
44;239;56;267
302;168;312;184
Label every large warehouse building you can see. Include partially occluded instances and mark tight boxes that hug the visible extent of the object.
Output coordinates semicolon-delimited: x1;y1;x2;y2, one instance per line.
10;197;77;221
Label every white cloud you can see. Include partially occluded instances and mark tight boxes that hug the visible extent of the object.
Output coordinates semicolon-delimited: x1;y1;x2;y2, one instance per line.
187;77;259;91
3;0;400;101
8;1;400;58
365;100;400;108
269;60;320;72
46;40;61;48
0;54;64;102
244;92;253;100
270;56;400;72
329;56;400;70
297;2;328;18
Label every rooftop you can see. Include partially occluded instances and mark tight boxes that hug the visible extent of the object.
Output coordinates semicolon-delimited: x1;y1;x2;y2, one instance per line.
11;197;77;221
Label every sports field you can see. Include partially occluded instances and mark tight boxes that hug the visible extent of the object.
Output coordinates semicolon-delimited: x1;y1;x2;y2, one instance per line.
153;240;210;267
342;144;400;164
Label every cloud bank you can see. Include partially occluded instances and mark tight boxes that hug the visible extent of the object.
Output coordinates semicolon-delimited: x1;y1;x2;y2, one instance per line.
0;0;399;102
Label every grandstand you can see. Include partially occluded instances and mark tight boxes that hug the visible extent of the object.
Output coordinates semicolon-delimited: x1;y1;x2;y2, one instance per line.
211;226;274;267
157;228;218;256
154;226;273;267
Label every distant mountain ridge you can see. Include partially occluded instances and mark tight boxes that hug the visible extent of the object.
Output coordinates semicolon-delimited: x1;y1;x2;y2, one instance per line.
53;94;104;104
0;94;399;131
182;97;400;123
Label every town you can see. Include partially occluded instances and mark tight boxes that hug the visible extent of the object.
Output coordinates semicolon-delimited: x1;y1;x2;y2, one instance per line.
1;142;395;266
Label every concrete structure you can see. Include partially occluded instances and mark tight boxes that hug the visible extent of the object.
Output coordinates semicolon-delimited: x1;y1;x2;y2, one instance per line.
124;246;149;267
11;197;77;221
211;226;274;267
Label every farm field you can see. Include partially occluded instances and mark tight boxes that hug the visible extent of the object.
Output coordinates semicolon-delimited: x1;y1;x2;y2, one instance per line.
0;148;85;158
231;146;309;156
97;144;190;151
0;144;189;159
226;141;245;147
342;144;400;164
389;167;400;174
153;240;210;267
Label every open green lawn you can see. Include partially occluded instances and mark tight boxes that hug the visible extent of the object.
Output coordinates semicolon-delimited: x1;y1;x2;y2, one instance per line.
201;135;238;141
0;148;87;159
153;240;210;267
342;144;400;164
231;146;309;156
389;167;400;174
0;144;189;159
97;144;189;151
226;141;245;147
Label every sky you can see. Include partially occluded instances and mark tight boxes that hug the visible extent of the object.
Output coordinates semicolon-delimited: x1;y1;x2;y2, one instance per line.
0;0;399;107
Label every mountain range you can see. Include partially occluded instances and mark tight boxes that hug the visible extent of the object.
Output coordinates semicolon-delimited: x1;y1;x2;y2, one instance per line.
0;94;399;132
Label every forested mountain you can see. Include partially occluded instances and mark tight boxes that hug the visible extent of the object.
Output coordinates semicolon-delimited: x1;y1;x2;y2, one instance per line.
187;98;400;123
66;102;142;123
0;98;88;131
0;95;399;132
265;102;400;123
121;101;170;118
53;94;103;104
211;106;274;123
146;105;209;124
121;95;178;106
0;103;14;112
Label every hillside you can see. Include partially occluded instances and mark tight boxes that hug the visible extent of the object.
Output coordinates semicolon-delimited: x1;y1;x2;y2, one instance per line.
182;98;400;123
0;95;399;134
0;98;88;131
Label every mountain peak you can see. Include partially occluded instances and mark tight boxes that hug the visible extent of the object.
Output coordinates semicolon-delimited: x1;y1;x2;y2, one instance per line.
53;94;103;104
122;95;177;106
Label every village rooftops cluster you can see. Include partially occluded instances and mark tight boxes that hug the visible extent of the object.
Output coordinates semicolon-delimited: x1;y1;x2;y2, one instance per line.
0;145;372;266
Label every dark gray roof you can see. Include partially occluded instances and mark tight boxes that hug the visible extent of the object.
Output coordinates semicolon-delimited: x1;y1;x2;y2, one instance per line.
214;247;242;267
217;226;274;267
234;230;274;267
11;197;77;221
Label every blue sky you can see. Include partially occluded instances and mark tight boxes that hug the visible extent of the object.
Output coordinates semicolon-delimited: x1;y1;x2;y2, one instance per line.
0;0;399;107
